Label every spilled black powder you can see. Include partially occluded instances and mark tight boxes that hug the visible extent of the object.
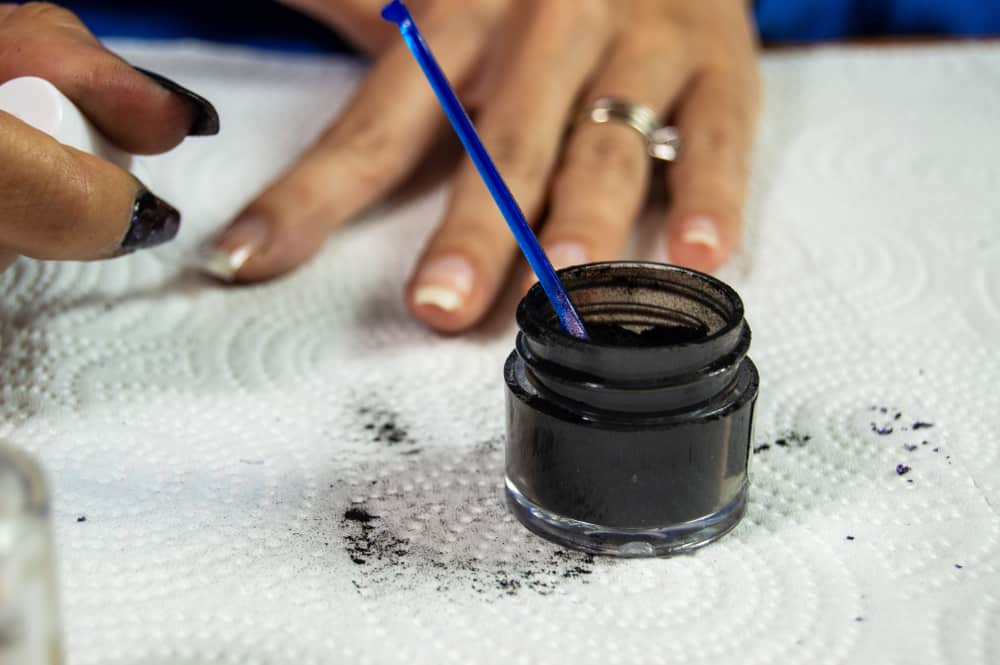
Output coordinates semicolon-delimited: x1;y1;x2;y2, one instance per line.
753;431;811;454
358;404;415;447
342;507;408;566
868;408;944;480
331;435;598;598
339;504;596;598
869;408;937;439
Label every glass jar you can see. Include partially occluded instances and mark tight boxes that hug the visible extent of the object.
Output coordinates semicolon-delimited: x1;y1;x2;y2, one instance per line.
0;443;63;665
504;262;759;556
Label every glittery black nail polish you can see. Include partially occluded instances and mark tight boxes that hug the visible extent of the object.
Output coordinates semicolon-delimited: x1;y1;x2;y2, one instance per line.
504;262;759;557
133;67;220;136
118;189;181;254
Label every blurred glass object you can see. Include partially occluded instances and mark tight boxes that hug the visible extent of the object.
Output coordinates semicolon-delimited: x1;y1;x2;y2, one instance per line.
0;443;63;665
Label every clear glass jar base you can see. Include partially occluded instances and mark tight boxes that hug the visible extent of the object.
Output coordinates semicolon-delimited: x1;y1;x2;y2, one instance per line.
505;478;748;557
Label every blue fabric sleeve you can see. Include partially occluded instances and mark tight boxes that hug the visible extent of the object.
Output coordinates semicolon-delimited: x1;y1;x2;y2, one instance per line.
52;0;1000;50
755;0;1000;40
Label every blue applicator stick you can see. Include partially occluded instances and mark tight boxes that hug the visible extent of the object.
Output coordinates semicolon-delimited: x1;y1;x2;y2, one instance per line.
381;0;589;340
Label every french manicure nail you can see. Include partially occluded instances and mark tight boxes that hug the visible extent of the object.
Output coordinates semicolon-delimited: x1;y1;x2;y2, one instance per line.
201;215;270;281
133;66;220;136
545;241;589;270
678;216;721;251
118;189;181;254
412;255;475;312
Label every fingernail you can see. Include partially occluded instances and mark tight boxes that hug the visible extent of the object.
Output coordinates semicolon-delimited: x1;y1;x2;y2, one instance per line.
678;216;721;251
133;66;220;136
117;189;181;254
202;215;270;281
412;255;475;313
545;241;589;270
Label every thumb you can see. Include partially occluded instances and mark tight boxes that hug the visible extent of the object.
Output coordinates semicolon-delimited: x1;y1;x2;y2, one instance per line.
0;112;179;261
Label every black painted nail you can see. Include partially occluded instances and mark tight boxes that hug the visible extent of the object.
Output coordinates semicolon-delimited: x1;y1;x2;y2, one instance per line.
118;189;181;254
133;67;220;136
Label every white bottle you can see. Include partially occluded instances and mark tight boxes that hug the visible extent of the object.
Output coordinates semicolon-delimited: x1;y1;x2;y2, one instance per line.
0;76;139;174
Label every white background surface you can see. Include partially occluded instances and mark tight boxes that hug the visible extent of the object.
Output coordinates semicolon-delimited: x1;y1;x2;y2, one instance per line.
1;41;998;664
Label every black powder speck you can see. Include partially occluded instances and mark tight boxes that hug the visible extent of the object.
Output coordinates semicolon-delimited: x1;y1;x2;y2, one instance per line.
903;444;918;452
955;564;963;570
912;421;934;430
933;447;940;453
894;412;902;420
344;507;377;523
871;423;893;436
775;438;788;447
753;444;771;454
76;516;87;523
846;535;855;541
855;616;864;623
379;422;407;444
358;404;416;447
896;464;911;476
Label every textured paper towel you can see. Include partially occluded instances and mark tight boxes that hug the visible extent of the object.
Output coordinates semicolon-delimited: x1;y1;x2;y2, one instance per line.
1;40;998;665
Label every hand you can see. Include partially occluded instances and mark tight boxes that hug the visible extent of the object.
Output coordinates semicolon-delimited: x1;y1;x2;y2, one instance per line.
0;3;219;272
210;0;759;333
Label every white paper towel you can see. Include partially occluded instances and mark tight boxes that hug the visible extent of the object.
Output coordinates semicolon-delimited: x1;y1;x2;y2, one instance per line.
1;40;998;665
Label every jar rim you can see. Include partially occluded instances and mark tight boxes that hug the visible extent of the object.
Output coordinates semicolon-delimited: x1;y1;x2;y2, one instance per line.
517;261;745;352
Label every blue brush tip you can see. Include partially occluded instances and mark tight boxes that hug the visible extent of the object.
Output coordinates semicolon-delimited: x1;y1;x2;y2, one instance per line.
381;0;408;24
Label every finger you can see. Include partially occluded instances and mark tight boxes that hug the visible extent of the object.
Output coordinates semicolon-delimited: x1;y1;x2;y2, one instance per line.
407;1;613;332
0;3;217;152
0;111;180;259
528;28;698;291
204;7;500;282
665;67;759;273
0;249;16;272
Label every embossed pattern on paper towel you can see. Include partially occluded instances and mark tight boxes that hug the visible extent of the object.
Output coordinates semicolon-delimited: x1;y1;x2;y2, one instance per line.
1;42;998;665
